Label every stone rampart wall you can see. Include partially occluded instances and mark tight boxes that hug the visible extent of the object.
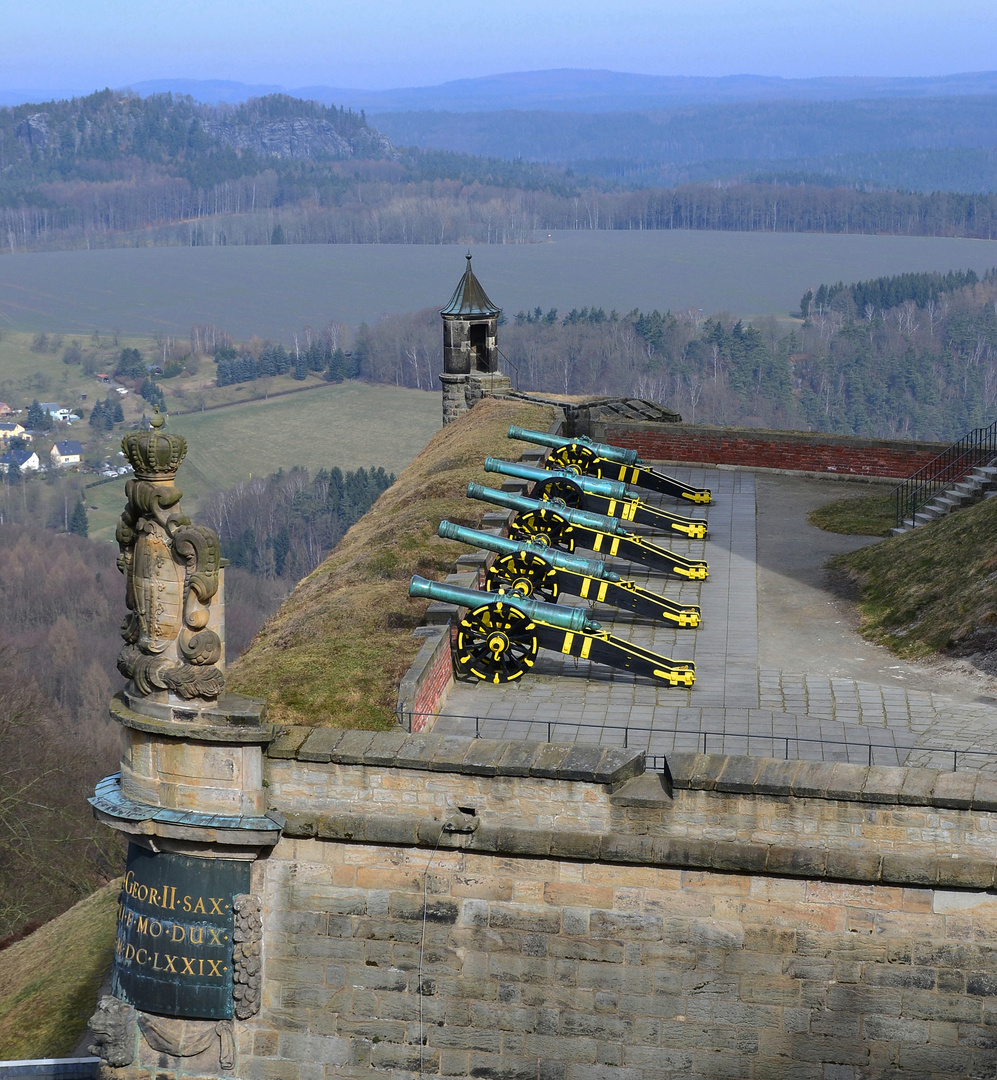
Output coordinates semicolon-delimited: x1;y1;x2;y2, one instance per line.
239;732;997;1079
598;423;948;479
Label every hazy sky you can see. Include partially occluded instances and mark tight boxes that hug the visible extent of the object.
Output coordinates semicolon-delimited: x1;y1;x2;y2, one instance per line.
2;0;995;93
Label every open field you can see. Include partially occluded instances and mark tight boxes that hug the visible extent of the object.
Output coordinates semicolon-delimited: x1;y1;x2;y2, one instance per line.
3;232;997;339
83;382;441;541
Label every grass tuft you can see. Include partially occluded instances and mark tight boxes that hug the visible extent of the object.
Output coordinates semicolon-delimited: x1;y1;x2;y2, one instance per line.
808;491;897;537
226;397;558;727
0;881;119;1059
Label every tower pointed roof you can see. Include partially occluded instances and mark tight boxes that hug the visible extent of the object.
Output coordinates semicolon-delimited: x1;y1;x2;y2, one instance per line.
440;254;501;318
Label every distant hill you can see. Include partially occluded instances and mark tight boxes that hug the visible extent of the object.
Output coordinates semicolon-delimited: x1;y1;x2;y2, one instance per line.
5;86;997;251
369;95;997;193
0;90;393;174
119;69;997;112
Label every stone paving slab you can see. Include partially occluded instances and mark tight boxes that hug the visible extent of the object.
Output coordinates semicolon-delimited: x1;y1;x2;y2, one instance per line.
434;464;997;770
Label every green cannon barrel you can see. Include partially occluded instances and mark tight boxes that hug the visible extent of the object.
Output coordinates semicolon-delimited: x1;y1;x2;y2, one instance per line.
409;575;599;633
438;520;620;581
507;425;642;466
467;482;628;535
484;458;635;500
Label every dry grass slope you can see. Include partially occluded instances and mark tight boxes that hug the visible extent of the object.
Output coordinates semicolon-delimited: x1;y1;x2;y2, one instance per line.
832;494;997;657
227;397;557;727
0;881;119;1059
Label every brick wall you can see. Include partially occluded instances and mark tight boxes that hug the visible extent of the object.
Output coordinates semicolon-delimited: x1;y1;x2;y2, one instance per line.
396;628;455;732
598;422;948;479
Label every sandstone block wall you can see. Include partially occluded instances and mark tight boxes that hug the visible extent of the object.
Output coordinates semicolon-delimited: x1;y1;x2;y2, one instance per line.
226;734;997;1080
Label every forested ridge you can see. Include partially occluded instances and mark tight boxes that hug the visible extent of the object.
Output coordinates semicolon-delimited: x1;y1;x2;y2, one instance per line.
5;91;997;250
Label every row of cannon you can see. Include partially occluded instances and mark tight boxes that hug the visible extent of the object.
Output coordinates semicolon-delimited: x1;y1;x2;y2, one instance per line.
409;427;712;688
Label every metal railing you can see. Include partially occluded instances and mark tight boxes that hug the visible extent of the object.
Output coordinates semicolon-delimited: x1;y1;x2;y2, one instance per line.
496;347;520;391
398;709;994;772
894;418;997;529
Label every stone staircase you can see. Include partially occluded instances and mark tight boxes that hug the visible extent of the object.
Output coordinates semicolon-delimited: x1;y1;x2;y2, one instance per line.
891;462;997;534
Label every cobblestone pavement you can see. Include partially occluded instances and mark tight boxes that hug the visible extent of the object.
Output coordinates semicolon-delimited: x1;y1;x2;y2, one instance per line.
435;466;997;770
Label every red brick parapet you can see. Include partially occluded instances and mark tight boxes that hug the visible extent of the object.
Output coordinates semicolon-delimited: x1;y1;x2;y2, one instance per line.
598;422;948;479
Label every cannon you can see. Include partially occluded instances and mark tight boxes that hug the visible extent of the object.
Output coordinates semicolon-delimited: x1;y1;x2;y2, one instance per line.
483;458;708;539
439;521;700;628
409;575;695;687
507;426;712;504
466;483;709;581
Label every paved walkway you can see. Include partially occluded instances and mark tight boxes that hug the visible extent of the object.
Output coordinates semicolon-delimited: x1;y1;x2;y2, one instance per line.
434;466;997;771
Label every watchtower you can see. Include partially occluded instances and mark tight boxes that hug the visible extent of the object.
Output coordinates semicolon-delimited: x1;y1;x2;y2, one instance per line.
440;254;509;424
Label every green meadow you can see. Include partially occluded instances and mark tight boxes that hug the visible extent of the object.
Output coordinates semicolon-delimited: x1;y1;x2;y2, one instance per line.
2;231;997;340
83;383;441;541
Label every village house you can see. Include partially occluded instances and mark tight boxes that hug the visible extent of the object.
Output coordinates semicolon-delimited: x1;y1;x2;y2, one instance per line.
0;402;14;417
50;439;84;468
0;421;32;446
0;448;40;474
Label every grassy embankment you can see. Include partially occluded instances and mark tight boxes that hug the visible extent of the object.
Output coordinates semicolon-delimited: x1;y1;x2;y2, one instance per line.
227;396;556;728
823;494;997;657
0;881;119;1059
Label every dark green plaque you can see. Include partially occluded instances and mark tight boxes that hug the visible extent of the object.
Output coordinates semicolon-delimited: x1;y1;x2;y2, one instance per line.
112;844;250;1019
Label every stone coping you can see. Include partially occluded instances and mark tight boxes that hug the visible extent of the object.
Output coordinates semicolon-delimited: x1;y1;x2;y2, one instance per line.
267;727;645;785
669;752;997;811
110;691;273;743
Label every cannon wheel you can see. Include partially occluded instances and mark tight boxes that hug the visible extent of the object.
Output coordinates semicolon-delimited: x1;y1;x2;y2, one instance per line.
485;550;559;604
456;602;539;683
549;443;603;477
509;507;575;552
531;476;583;509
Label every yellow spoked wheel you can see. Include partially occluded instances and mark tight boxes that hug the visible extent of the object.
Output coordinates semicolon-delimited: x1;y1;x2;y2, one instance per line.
509;507;575;552
550;444;601;476
485;551;559;605
456;603;539;683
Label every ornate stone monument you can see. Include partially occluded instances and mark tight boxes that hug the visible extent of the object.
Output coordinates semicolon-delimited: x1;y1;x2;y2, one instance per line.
89;411;279;1077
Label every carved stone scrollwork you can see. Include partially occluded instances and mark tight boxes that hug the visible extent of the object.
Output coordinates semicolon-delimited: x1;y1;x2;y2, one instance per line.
115;409;226;705
138;1015;235;1071
232;893;263;1019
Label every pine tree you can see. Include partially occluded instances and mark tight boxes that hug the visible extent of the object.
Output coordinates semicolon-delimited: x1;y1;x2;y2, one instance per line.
69;500;89;537
27;399;49;429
